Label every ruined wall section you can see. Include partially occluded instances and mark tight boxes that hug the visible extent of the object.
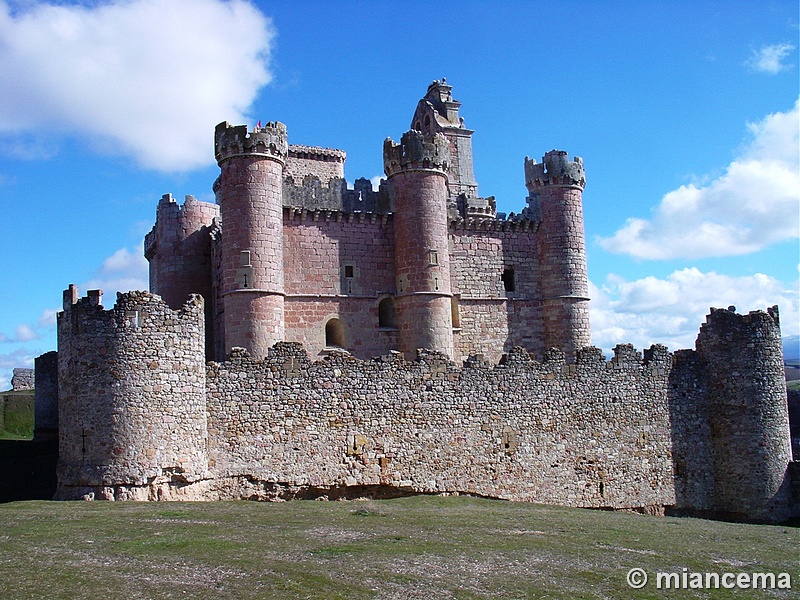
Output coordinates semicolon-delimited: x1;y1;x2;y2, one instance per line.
11;368;34;391
283;210;397;358
206;343;676;510
696;306;792;522
56;288;208;500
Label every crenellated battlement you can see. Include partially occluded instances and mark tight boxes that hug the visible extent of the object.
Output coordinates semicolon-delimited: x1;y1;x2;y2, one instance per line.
214;121;288;165
524;150;586;189
383;130;450;177
288;144;346;163
59;287;205;332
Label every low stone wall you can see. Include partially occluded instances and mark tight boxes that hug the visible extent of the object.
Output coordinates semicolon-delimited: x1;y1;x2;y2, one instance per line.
206;343;681;510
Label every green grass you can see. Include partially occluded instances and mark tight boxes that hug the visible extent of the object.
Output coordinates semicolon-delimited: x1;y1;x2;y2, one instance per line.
0;390;34;440
0;496;796;599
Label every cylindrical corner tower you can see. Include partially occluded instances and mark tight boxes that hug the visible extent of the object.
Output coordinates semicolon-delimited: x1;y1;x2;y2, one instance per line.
56;289;208;500
215;121;287;358
696;306;792;522
384;130;454;360
525;150;590;360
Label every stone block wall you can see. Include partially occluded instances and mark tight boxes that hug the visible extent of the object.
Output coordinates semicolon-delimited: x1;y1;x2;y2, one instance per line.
282;211;397;358
285;145;346;186
51;296;795;520
205;342;679;510
450;223;541;362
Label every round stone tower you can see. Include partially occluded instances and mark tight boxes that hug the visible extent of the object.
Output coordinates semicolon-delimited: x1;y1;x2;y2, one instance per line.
524;150;590;360
56;288;208;500
384;130;454;360
696;306;792;522
214;121;287;358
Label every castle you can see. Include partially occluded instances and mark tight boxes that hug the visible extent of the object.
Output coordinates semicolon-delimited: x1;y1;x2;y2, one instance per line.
142;79;589;365
40;81;796;521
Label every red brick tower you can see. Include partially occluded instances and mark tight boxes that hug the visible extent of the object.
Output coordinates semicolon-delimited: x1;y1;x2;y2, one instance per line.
214;121;287;358
525;151;590;360
384;130;454;360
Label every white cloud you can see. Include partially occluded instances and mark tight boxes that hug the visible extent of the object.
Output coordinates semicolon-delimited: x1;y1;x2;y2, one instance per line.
82;245;149;302
599;99;800;259
13;323;38;342
36;308;58;330
746;43;796;74
0;309;56;343
589;268;799;354
0;0;274;171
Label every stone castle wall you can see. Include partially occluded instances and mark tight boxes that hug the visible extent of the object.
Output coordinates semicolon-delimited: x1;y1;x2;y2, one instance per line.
450;223;542;363
205;343;679;510
52;289;794;520
283;211;397;358
285;145;346;186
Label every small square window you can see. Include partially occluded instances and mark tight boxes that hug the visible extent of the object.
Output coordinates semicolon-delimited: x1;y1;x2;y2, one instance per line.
344;265;354;278
427;249;439;266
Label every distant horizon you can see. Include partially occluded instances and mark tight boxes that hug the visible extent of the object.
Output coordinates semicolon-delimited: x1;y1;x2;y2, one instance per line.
0;0;797;389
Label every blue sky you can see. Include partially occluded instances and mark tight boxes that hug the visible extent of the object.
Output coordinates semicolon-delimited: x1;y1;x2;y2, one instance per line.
0;0;798;388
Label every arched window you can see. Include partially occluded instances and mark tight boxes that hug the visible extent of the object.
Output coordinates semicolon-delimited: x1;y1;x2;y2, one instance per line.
325;318;345;348
378;297;398;329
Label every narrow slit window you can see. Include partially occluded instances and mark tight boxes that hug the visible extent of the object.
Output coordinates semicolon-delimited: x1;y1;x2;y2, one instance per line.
451;297;461;329
502;268;515;292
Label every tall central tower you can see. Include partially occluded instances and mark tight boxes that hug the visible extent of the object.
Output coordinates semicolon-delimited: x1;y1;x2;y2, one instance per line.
384;130;454;360
410;78;478;200
214;121;287;358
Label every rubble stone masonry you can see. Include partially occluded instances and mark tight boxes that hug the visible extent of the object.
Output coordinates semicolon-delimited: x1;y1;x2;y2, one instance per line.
53;289;794;521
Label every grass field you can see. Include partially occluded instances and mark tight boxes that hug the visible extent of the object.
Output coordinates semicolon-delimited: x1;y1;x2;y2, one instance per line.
0;496;796;599
0;390;34;440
